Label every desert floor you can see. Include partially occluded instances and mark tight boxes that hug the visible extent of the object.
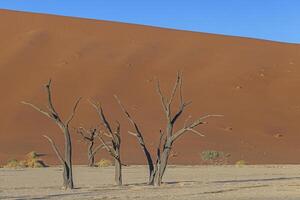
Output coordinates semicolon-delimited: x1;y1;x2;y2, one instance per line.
1;165;300;199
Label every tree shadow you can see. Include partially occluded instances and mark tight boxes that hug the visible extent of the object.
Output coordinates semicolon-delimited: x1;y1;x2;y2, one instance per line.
213;176;300;184
163;180;200;185
6;177;300;199
198;184;270;195
7;191;92;200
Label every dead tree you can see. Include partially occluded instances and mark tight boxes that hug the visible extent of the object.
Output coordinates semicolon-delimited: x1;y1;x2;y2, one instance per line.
22;80;81;189
116;72;222;186
77;127;104;167
114;96;155;185
90;101;122;186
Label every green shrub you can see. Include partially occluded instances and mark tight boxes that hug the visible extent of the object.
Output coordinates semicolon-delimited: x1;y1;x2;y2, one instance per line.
201;150;230;165
201;150;224;161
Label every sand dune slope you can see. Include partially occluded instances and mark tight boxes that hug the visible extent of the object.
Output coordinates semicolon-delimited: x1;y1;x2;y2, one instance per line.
0;9;300;164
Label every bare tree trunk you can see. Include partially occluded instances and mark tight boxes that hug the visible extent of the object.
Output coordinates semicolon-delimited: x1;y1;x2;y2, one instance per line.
90;100;123;185
114;145;122;185
64;129;74;189
115;159;122;185
153;169;160;186
88;141;95;167
153;149;169;186
62;162;72;189
77;127;99;167
153;138;171;186
22;80;81;190
158;150;169;179
148;166;155;185
115;96;156;185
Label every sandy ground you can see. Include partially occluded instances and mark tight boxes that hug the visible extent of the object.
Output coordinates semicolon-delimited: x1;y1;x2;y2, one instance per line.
1;165;300;199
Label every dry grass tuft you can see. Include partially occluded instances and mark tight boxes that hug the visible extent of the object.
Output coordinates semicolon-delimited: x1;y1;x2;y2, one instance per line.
235;160;248;167
4;152;47;168
96;159;113;167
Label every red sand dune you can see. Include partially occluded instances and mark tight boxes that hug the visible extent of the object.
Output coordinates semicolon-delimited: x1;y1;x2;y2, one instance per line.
0;9;300;165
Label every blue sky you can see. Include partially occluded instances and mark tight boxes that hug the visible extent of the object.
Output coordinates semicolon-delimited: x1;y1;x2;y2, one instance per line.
0;1;299;44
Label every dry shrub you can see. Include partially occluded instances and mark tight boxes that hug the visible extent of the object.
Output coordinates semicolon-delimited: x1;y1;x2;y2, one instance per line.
25;158;47;168
235;160;248;167
4;159;23;168
24;151;48;168
96;159;113;167
27;151;39;159
4;152;47;168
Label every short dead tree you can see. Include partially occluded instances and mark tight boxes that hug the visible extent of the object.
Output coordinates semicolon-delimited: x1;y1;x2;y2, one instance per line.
77;126;104;167
116;72;222;186
22;80;81;190
90;101;123;186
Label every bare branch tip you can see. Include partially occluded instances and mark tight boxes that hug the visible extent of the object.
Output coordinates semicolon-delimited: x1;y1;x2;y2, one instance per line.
43;135;51;140
45;79;52;88
20;101;27;105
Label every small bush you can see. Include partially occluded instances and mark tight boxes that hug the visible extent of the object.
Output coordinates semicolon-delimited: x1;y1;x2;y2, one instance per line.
25;158;47;168
4;159;23;168
4;152;47;168
27;151;39;159
25;151;47;168
96;159;113;167
201;150;224;161
201;150;230;165
235;160;248;167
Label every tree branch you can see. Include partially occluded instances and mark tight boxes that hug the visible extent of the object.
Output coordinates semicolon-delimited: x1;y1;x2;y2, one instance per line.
156;79;168;112
114;121;121;136
66;97;82;126
21;101;52;119
97;135;118;159
157;130;165;152
115;95;154;171
89;100;114;136
77;127;93;142
44;79;60;121
91;143;107;157
43;135;65;165
170;101;192;124
128;131;138;137
171;114;223;142
168;72;181;108
188;114;223;129
169;72;192;125
114;95;147;149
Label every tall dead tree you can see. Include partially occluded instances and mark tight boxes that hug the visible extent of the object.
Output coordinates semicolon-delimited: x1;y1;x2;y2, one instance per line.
77;127;104;167
116;72;222;186
115;96;155;185
90;101;122;186
22;80;81;189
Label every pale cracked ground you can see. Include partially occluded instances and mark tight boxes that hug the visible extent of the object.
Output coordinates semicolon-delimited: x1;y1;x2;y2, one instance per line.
1;165;300;200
